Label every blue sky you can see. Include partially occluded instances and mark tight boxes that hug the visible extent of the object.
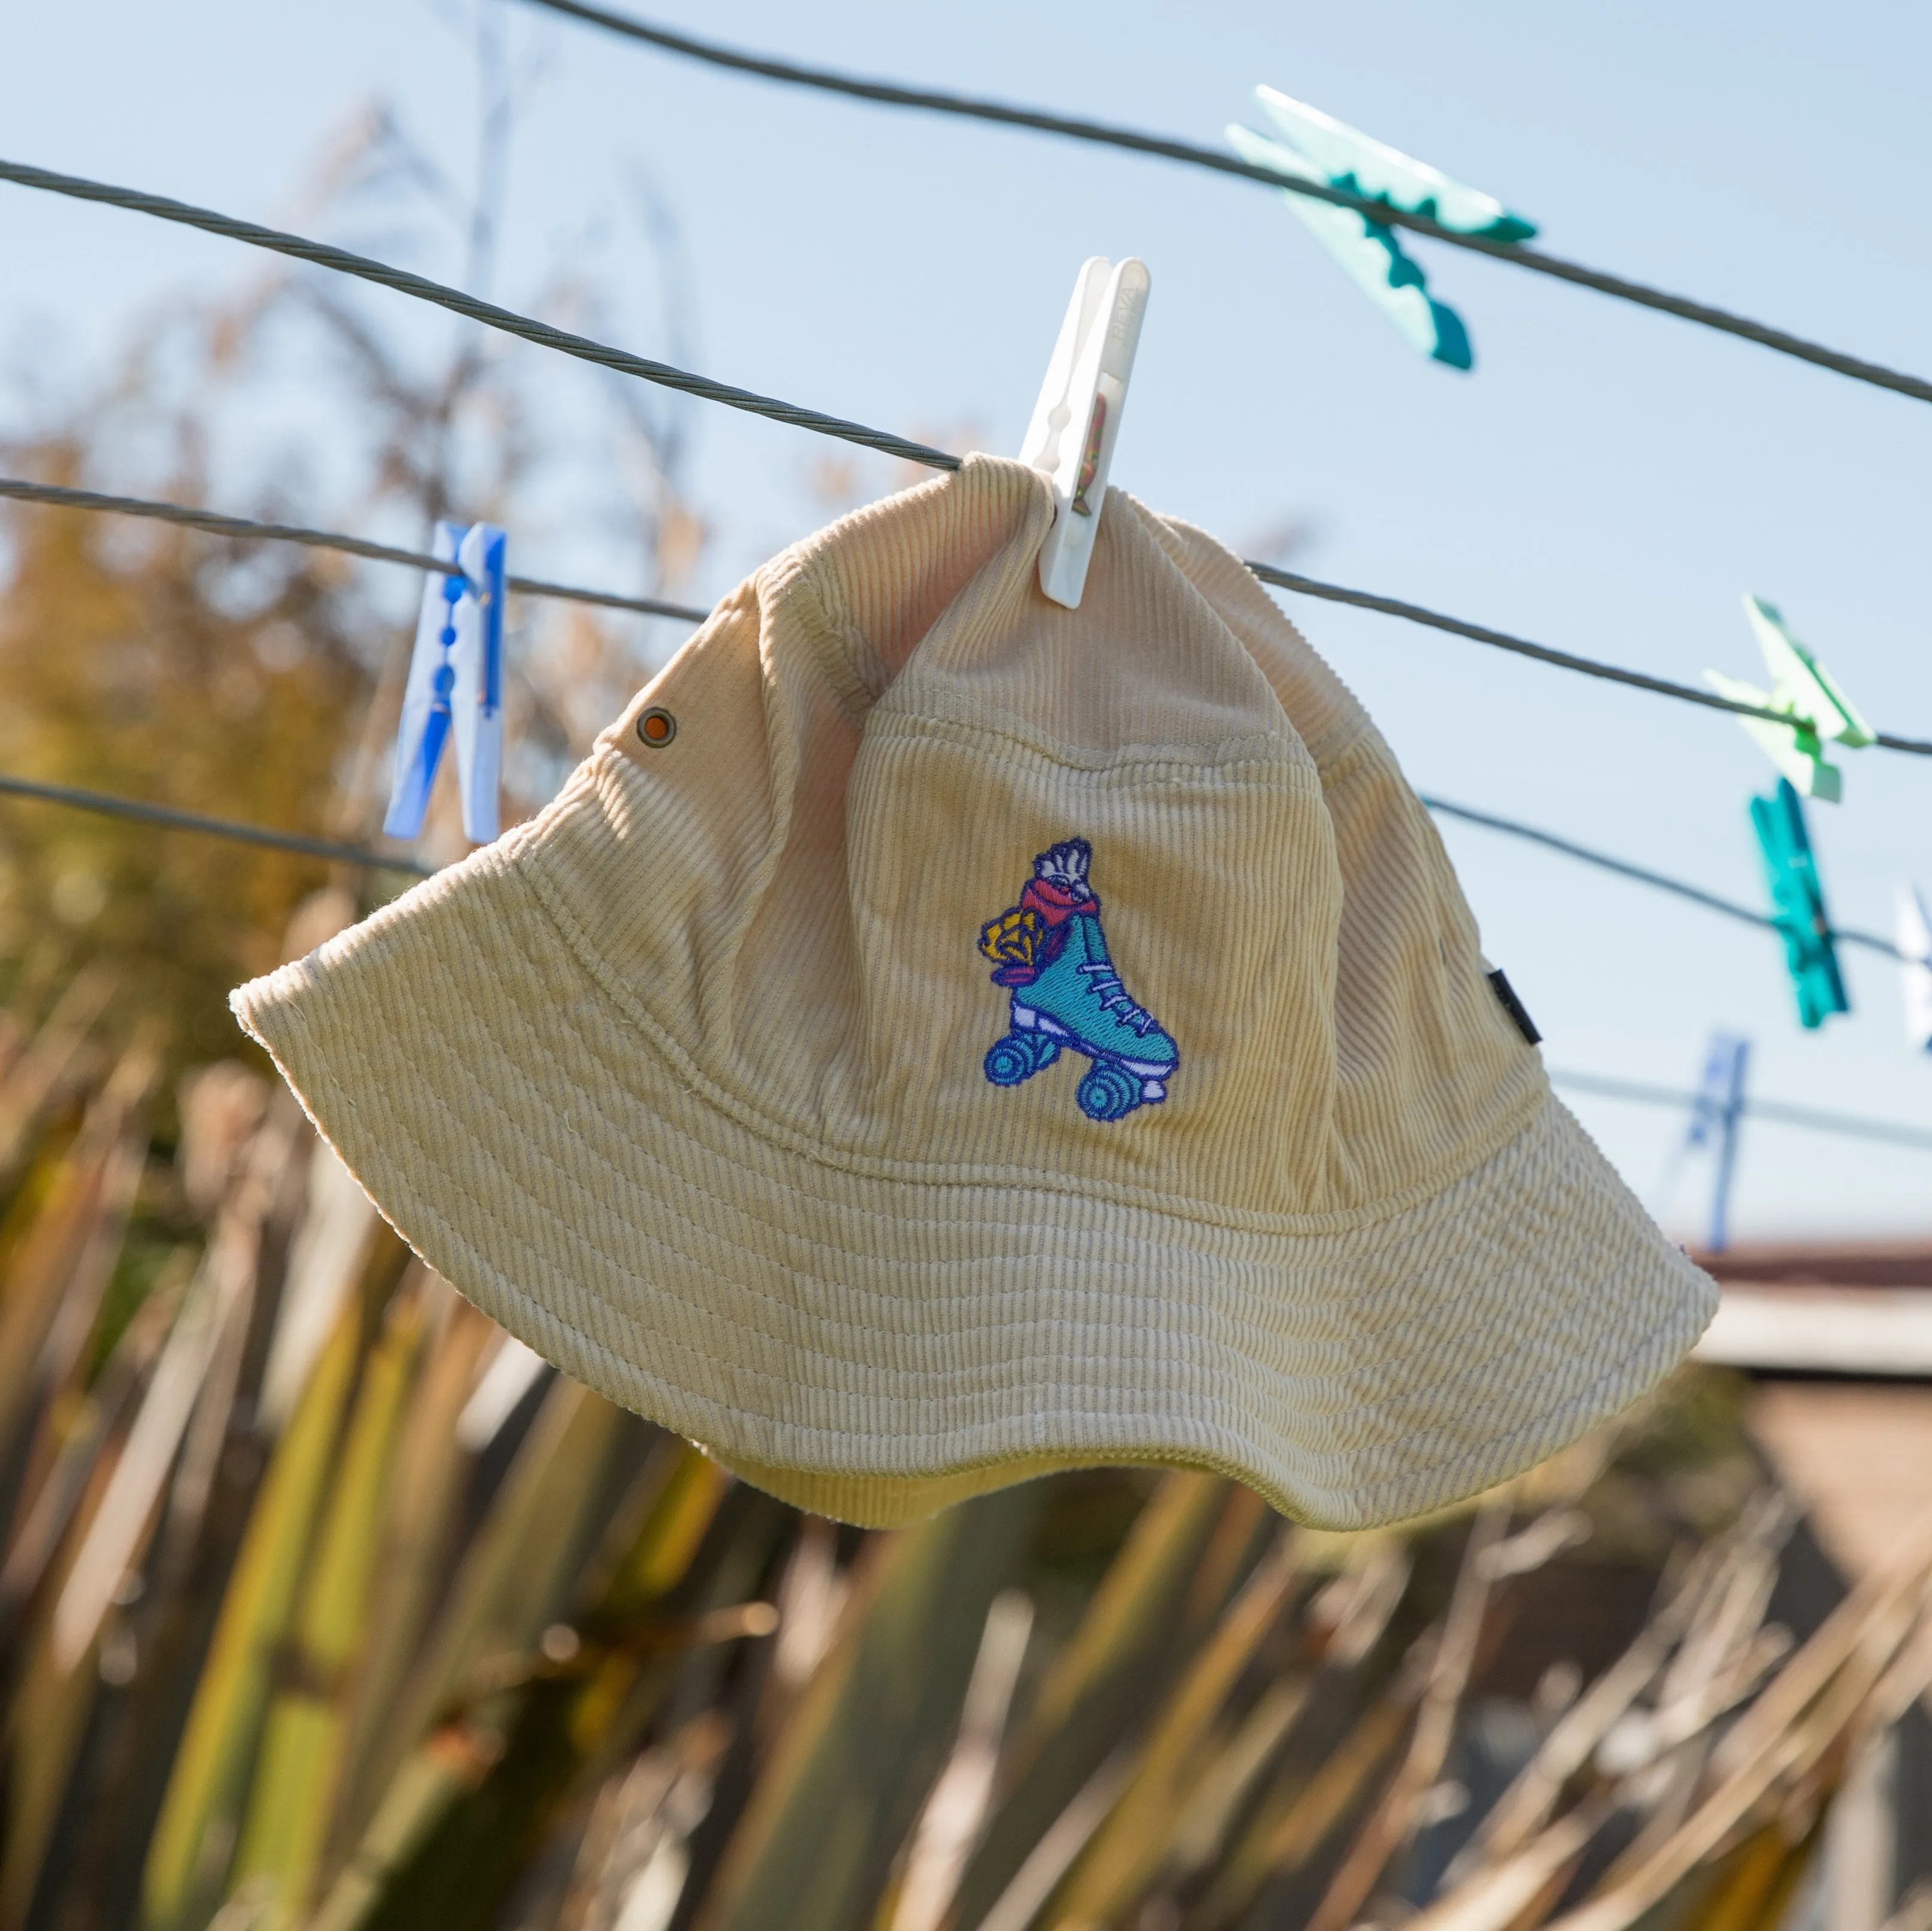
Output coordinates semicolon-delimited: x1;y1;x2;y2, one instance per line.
4;0;1930;1235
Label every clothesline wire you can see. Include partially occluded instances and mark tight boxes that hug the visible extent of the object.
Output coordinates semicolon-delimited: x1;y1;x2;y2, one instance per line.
0;478;710;622
1548;1069;1932;1154
8;479;1932;761
513;0;1932;411
6;133;1921;1156
1417;795;1906;963
0;764;1906;969
7;159;1932;756
0;159;961;473
11;768;1920;1151
0;772;431;876
1254;566;1928;757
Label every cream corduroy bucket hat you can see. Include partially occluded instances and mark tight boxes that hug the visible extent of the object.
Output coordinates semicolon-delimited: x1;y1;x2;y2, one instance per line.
232;454;1715;1529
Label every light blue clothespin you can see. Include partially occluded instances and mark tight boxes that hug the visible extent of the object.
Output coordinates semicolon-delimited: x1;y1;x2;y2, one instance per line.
384;521;506;845
1707;595;1873;804
1681;1031;1749;1252
1226;87;1537;370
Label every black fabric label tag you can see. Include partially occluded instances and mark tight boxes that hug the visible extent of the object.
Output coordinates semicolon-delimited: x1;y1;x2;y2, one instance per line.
1486;968;1542;1046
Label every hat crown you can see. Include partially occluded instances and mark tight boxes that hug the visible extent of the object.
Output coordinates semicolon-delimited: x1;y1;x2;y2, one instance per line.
539;455;1537;1220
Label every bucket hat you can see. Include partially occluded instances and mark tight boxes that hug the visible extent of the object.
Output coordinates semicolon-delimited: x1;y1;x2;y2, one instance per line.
232;455;1715;1529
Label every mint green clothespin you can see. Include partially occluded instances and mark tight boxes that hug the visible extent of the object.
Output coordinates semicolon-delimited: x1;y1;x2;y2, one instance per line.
1706;595;1873;804
1227;87;1537;370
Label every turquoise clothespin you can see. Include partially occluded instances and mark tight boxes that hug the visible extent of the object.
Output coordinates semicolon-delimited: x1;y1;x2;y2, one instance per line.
1749;778;1848;1029
1226;87;1537;371
1707;595;1873;804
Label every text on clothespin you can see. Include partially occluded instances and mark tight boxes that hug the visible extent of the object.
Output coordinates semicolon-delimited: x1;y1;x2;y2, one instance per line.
384;521;506;847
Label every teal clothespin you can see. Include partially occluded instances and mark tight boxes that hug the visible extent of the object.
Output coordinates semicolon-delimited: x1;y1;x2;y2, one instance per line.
1749;778;1849;1029
1226;87;1537;371
1707;595;1873;804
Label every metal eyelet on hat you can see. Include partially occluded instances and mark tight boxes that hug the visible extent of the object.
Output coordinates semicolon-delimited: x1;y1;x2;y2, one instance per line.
636;706;677;748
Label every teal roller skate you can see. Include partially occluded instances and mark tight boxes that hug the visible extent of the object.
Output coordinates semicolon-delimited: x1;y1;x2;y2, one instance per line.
978;839;1178;1123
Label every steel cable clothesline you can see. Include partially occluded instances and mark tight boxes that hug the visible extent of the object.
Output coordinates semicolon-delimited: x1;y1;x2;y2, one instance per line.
7;500;1932;766
10;772;1931;1148
0;771;432;876
7;473;1928;748
0;167;1923;956
0;768;1907;966
514;0;1932;410
1254;566;1930;756
0;160;956;471
1419;795;1905;961
4;134;1922;1171
6;160;1932;752
1546;1070;1932;1155
6;780;1923;1155
0;475;1907;742
0;477;709;623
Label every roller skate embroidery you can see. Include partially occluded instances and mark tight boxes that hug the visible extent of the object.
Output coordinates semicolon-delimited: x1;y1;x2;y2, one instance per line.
978;839;1179;1123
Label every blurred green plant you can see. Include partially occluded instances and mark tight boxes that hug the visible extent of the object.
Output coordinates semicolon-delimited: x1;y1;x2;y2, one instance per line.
0;986;1925;1931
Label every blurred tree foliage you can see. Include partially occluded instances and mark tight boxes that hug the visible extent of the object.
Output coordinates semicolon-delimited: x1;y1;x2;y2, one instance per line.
0;37;706;1081
0;432;372;1066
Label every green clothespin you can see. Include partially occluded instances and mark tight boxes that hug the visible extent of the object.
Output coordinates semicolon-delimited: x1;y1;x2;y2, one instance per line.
1749;778;1849;1028
1226;88;1537;371
1707;595;1873;803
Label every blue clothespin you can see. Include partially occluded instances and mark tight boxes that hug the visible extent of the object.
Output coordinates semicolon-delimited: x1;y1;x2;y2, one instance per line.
1226;87;1537;370
1707;595;1873;804
1681;1031;1749;1252
384;521;506;845
1749;778;1848;1029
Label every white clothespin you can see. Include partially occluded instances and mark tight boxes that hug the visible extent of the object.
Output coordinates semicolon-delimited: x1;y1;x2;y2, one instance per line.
1019;257;1150;610
1706;594;1873;804
1897;882;1932;1052
384;520;506;845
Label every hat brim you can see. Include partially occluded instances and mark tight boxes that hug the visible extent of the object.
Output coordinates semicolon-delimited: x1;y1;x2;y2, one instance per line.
234;832;1715;1531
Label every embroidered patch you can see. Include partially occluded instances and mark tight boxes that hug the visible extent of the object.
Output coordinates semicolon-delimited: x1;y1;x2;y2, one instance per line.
978;838;1179;1122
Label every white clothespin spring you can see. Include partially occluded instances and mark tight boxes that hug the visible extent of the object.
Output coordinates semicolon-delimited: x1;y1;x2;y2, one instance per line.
384;520;506;845
1019;257;1150;610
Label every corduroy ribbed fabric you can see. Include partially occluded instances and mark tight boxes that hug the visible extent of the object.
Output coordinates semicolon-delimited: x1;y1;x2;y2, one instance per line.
231;454;1716;1528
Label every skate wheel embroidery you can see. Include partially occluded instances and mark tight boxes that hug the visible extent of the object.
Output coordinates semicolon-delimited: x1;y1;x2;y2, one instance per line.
985;1030;1060;1087
1076;1061;1141;1122
976;838;1178;1123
